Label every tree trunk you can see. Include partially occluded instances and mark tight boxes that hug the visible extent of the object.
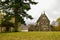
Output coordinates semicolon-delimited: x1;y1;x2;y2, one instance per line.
14;18;18;32
1;27;2;32
14;22;18;32
6;27;10;32
14;7;19;32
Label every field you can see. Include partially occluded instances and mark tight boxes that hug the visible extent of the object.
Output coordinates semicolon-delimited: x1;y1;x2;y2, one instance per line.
0;31;60;40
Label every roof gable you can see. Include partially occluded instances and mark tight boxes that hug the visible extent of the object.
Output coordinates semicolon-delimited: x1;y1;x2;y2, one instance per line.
37;12;50;23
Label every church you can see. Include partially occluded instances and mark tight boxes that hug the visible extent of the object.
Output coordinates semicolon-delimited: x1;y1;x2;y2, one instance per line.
28;11;53;31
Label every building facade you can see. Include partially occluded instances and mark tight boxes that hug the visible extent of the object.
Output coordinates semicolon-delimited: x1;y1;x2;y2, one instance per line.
35;12;51;31
28;12;52;31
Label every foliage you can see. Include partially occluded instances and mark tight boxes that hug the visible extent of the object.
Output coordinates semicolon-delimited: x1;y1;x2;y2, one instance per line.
1;20;14;32
1;21;14;27
0;0;37;32
53;17;60;31
56;17;60;31
57;17;60;24
0;0;37;24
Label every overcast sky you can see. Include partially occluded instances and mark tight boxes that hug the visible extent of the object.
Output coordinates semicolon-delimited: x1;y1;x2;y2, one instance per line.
25;0;60;25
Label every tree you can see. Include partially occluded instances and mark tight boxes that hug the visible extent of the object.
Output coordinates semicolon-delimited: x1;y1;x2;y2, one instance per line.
0;11;5;32
1;21;14;32
51;21;58;31
52;18;60;31
0;0;37;32
56;17;60;31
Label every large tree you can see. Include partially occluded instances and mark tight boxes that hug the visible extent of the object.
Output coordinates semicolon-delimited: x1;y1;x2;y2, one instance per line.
0;0;37;32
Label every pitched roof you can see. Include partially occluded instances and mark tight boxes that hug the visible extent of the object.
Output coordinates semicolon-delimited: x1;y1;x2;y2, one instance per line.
37;12;50;23
20;24;28;30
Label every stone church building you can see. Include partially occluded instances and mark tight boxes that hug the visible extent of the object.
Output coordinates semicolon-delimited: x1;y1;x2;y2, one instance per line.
28;12;53;31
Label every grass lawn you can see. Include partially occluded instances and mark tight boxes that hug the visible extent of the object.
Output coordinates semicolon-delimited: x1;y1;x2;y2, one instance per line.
0;31;60;40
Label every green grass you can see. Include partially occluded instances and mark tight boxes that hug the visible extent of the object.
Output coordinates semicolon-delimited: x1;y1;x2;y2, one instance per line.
0;31;60;40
